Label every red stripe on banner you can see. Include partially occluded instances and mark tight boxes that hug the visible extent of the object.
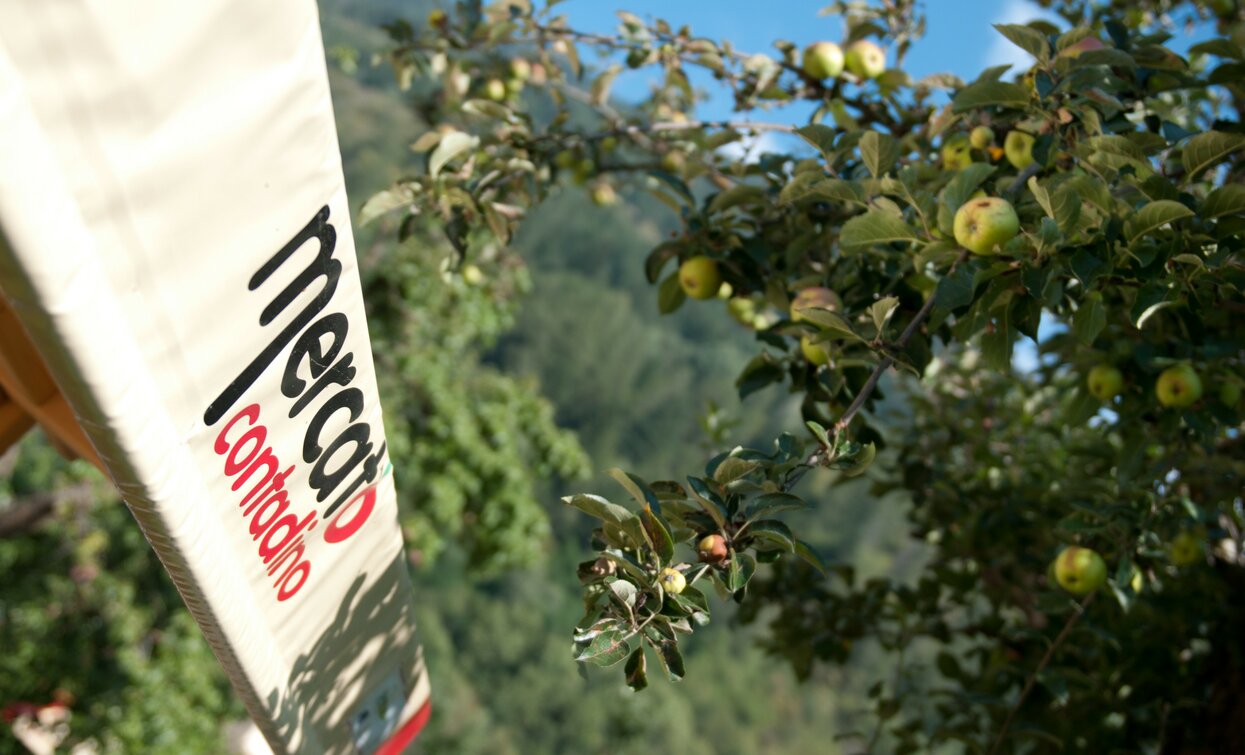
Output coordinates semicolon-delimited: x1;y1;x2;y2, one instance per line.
375;699;431;755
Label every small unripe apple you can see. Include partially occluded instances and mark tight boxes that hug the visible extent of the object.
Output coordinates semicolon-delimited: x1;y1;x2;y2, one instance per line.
801;335;830;366
660;151;685;173
1169;531;1203;567
953;197;1020;255
844;40;886;79
790;286;843;323
1087;365;1124;401
697;534;729;564
1054;546;1107;595
1219;379;1241;406
509;58;531;81
483;78;507;101
1155;363;1203;408
678;256;722;300
658;567;686;595
1004;130;1036;170
970;126;995;150
726;296;758;326
590;183;617;206
941;135;972;170
802;42;845;80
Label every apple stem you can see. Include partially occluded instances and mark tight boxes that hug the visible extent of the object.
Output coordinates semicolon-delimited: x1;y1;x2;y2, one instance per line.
987;591;1097;755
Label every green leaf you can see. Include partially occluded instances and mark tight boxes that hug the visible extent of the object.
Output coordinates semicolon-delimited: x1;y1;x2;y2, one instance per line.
359;187;412;226
1130;283;1176;329
807;179;870;206
993;23;1050;63
794;124;838;162
744;492;809;520
860;131;900;178
943;164;997;212
794;540;828;576
624;646;648;691
644;241;684;284
711;455;760;485
429;131;479;178
658;271;686;314
563;494;638;527
951;80;1031;113
1125;200;1193;244
798;308;865;343
1182;131;1245;180
1073;293;1106;345
609;580;638;609
933;263;978;317
749;520;796;552
642;508;676;564
870;297;900;334
575;628;631;667
607;468;659;511
708;184;766;214
1202;184;1245;219
980;312;1014;372
650;639;686;681
727;552;758;593
840;210;918;249
837;442;877;477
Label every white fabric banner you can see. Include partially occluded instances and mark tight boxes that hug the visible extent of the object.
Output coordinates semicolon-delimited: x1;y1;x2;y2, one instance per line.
0;2;430;753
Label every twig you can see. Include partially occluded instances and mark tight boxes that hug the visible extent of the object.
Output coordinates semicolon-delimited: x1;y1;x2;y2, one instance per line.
833;249;968;435
1005;163;1041;195
987;592;1097;755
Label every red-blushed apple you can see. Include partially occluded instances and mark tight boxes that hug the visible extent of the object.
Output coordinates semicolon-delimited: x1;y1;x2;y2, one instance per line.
953;197;1020;255
802;42;844;80
845;40;886;79
1004;130;1036;169
790;286;843;323
1054;546;1107;595
658;567;686;595
697;534;729;565
678;256;722;300
1156;363;1202;407
1087;365;1124;401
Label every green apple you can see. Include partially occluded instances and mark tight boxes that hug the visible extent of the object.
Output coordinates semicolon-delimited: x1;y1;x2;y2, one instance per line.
1155;363;1203;408
801;335;830;367
790;286;843;322
1169;531;1203;567
697;534;729;565
1087;365;1124;401
970;126;995;150
483;78;507;101
953;197;1020;255
1219;379;1241;407
802;42;845;80
678;256;723;300
844;40;886;79
658;567;686;595
509;58;531;81
941;135;972;170
726;296;758;327
1004;130;1036;169
1054;546;1107;595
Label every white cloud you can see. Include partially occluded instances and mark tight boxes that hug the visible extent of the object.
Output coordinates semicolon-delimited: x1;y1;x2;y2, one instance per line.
983;0;1058;74
716;130;790;164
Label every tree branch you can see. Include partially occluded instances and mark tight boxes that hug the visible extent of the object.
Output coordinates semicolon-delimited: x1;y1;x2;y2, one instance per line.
988;592;1097;755
0;483;95;539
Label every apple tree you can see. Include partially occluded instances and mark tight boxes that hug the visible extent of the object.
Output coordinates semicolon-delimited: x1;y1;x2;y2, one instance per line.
366;0;1245;750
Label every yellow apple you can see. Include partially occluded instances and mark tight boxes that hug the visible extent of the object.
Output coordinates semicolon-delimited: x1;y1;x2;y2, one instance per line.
1169;531;1203;566
1004;130;1036;170
1087;365;1124;401
1155;363;1203;408
953;197;1020;255
845;40;886;79
483;78;507;101
658;567;687;595
678;256;722;300
970;126;995;150
1054;546;1107;595
801;335;830;366
802;42;845;80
